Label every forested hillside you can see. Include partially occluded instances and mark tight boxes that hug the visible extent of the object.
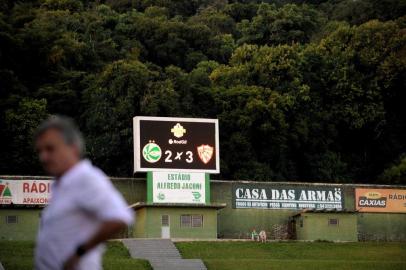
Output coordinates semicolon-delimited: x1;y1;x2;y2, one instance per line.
0;0;405;183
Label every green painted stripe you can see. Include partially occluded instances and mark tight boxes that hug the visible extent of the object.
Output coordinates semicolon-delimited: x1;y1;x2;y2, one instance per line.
147;171;153;203
205;173;210;203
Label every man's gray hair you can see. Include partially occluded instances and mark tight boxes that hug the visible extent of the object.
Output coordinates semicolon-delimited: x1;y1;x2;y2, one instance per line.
34;115;85;156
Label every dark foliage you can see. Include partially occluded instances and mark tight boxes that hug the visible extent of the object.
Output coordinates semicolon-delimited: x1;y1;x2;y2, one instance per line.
0;0;405;184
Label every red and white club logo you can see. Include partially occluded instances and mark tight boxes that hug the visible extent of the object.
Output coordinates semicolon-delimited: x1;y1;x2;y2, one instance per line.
197;144;214;164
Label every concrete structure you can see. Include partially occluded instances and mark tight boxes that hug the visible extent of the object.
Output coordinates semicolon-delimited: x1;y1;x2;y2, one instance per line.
123;239;206;270
1;176;406;241
211;181;406;241
293;210;358;241
0;208;41;241
131;203;225;239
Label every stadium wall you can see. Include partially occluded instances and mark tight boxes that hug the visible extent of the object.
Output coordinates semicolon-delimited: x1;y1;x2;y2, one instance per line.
0;176;405;241
294;212;358;241
0;208;41;241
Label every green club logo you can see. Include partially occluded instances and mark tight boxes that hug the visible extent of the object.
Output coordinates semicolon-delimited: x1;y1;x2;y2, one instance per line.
157;192;165;201
192;192;201;200
142;141;162;163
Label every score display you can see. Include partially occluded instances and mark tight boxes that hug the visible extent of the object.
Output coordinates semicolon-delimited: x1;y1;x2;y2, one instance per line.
133;116;220;173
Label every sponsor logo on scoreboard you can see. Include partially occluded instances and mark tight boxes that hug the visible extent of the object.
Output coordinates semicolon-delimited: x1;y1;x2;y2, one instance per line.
171;123;186;138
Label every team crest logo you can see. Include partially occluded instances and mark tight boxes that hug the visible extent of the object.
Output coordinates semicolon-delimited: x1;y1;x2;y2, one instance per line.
142;141;162;163
197;144;214;164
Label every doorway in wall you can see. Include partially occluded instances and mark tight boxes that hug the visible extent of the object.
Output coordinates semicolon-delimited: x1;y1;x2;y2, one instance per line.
161;214;170;238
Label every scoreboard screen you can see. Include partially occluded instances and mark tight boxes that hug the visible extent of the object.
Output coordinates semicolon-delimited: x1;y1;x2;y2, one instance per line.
133;116;219;173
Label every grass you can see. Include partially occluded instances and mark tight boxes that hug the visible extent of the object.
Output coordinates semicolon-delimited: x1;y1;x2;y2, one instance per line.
0;240;34;269
0;240;151;270
2;240;405;270
103;241;152;270
175;241;406;270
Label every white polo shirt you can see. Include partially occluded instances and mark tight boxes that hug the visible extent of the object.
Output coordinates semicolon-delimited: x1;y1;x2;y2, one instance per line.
35;160;134;270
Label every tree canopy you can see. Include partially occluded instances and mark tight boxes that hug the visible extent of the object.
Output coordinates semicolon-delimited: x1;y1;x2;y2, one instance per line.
0;0;405;184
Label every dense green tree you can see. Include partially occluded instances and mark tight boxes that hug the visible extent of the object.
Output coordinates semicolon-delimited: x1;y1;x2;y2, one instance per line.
321;0;406;25
381;155;406;184
224;2;259;22
208;19;405;182
189;7;236;35
237;3;325;45
0;0;404;184
3;98;48;174
82;59;179;175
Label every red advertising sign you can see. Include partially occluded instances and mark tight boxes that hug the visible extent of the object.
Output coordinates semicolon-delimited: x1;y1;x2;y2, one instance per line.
0;179;52;205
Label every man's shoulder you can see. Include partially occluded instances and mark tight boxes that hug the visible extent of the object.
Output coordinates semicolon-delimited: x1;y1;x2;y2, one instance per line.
73;161;110;187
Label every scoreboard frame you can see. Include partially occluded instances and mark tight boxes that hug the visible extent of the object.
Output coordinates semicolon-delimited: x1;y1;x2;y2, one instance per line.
133;116;220;173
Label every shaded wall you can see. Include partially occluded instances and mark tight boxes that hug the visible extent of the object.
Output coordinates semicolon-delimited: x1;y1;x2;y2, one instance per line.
0;209;41;240
134;207;217;239
0;176;405;241
210;181;356;239
295;213;358;241
357;213;406;241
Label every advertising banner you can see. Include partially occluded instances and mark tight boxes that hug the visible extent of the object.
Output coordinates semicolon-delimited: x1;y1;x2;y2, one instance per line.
355;188;406;213
0;179;52;205
133;116;219;173
232;183;343;210
150;172;207;204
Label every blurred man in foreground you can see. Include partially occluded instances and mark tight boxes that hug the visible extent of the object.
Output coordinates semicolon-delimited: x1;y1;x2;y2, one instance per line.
34;115;134;270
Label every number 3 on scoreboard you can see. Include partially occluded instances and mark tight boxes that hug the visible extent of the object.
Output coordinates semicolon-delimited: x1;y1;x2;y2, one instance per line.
186;151;193;163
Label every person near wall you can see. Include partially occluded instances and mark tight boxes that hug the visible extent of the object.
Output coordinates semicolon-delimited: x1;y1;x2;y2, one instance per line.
34;115;134;270
259;230;267;243
251;228;259;241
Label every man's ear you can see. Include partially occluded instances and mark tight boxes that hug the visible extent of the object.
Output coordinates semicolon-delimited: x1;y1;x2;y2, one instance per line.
71;144;81;158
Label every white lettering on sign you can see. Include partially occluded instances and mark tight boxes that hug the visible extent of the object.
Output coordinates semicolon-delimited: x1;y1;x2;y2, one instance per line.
233;185;343;210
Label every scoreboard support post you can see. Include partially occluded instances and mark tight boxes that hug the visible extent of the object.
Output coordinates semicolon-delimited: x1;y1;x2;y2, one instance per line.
132;116;225;239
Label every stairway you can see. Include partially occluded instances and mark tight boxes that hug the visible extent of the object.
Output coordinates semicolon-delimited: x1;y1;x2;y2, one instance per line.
122;239;207;270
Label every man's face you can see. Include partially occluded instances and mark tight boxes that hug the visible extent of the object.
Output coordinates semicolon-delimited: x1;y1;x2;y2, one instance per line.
35;129;79;177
